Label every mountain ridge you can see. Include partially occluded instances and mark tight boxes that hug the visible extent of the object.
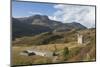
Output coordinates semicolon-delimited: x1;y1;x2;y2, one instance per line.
12;14;87;39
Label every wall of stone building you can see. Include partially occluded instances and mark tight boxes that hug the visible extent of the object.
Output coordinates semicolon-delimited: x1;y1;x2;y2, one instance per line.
77;34;83;44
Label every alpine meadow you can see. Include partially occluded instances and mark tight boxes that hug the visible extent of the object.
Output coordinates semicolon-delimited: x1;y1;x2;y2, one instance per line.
11;1;96;66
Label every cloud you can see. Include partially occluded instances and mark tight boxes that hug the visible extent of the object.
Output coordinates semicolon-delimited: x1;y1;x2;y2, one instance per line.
28;11;42;15
51;4;95;28
15;11;43;18
48;16;58;21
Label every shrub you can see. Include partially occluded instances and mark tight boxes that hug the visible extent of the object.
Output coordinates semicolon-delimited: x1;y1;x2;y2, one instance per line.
62;47;69;60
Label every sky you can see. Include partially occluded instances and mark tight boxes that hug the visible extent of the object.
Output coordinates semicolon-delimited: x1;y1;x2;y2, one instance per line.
12;1;96;28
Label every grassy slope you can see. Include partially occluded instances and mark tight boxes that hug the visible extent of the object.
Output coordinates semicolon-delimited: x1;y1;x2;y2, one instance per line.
12;28;96;66
12;29;77;46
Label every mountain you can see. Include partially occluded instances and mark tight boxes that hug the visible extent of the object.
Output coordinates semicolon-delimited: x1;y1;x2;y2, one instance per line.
64;22;87;30
12;18;52;40
12;14;87;39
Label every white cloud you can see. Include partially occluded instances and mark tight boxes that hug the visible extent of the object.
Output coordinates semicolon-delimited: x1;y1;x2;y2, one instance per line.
51;4;95;28
49;16;56;20
28;11;42;15
14;11;43;18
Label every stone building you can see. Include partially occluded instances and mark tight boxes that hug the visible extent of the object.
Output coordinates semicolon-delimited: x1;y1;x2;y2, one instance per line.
77;34;84;44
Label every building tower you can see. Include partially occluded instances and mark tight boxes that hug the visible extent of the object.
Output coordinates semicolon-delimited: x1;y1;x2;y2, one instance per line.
77;34;83;44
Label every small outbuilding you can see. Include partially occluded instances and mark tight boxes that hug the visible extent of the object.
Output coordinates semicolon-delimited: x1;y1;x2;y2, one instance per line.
77;34;84;44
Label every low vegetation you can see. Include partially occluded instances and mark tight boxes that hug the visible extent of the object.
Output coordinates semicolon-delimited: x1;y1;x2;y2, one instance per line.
12;28;96;66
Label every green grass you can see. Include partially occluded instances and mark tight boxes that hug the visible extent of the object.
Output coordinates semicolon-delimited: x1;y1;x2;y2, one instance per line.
12;29;96;66
12;47;52;66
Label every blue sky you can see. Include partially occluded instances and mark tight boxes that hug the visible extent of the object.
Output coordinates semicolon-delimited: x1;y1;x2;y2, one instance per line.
12;1;95;28
12;1;57;17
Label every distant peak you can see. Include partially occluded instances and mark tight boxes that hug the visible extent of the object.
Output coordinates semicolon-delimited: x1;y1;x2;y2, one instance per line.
33;14;42;18
72;22;79;23
29;14;49;20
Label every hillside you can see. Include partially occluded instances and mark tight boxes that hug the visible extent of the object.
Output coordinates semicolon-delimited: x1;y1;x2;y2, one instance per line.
12;28;96;66
13;28;95;46
12;18;52;40
12;15;86;39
